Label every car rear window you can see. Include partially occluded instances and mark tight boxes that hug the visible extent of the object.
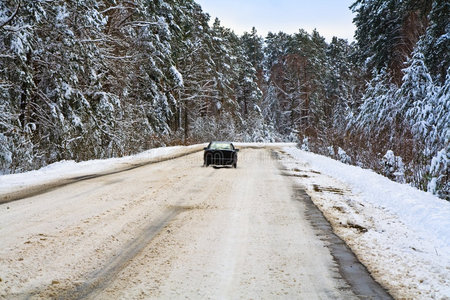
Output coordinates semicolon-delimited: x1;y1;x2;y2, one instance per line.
210;143;232;150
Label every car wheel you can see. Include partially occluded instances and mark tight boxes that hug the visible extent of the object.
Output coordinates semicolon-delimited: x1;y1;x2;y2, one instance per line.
233;162;237;168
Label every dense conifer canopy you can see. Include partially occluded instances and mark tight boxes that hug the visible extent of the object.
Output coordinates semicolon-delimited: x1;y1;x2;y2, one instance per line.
0;0;448;198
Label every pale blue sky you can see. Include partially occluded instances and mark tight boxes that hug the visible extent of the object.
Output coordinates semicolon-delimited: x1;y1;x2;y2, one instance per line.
195;0;356;42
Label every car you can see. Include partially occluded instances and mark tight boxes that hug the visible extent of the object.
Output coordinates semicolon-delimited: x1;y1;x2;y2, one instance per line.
203;141;239;168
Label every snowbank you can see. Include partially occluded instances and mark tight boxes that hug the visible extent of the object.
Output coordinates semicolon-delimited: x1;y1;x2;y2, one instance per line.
235;142;297;148
284;147;450;247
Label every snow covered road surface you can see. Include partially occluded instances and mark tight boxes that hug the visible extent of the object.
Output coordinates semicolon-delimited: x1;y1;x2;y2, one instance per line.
0;147;389;299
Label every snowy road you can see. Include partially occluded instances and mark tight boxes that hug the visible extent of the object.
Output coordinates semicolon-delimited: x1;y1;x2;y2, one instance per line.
0;148;390;299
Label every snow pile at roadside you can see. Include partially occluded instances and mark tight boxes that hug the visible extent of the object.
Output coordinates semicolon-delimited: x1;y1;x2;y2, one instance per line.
235;142;297;148
280;146;450;299
0;144;205;199
284;147;450;247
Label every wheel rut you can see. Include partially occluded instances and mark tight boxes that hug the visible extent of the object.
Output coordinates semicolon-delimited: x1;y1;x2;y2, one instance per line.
28;207;185;300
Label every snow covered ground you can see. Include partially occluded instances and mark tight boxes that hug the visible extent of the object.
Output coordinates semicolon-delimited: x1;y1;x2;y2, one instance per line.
0;143;449;299
279;146;450;299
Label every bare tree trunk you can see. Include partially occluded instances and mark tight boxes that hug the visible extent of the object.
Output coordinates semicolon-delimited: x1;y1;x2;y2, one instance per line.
183;102;188;143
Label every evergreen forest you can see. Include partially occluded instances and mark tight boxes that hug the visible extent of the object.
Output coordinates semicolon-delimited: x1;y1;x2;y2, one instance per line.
0;0;448;199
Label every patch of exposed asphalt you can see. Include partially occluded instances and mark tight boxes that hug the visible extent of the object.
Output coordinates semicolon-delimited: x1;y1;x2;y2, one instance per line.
0;148;203;205
312;184;347;195
280;171;310;178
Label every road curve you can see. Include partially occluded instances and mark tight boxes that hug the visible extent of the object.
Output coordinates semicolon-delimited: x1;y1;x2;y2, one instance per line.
0;148;390;299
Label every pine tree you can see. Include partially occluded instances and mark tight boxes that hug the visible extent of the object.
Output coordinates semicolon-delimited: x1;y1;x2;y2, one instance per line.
402;49;449;197
420;0;449;84
350;0;430;84
241;27;264;71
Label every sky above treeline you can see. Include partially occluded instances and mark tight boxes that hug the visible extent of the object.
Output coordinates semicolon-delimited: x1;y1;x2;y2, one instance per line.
195;0;357;42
